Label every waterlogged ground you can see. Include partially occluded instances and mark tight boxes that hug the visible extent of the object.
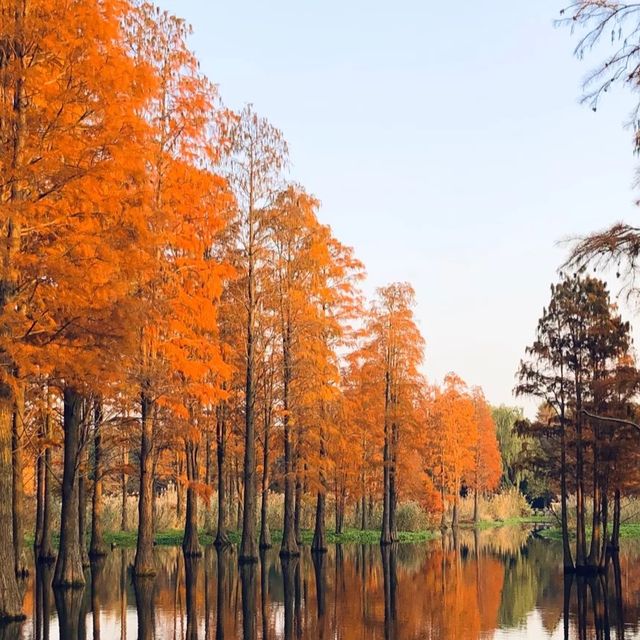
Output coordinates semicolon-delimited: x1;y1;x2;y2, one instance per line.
6;526;640;639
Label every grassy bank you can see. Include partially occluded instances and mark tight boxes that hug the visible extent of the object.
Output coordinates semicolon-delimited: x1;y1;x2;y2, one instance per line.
539;523;640;541
103;527;440;548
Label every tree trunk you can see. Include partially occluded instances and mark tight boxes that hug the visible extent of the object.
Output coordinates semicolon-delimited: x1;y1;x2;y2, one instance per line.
183;439;202;557
0;398;24;618
560;411;574;571
473;489;480;525
35;435;45;552
38;395;55;563
452;492;459;529
381;370;392;545
294;471;302;545
176;452;185;522
280;342;298;557
610;488;621;555
90;402;108;558
53;386;86;588
312;425;327;553
134;390;155;576
239;240;258;564
121;445;128;532
205;429;213;535
214;403;230;547
78;422;90;568
575;389;587;568
259;408;272;549
12;388;28;576
588;432;601;568
389;420;398;542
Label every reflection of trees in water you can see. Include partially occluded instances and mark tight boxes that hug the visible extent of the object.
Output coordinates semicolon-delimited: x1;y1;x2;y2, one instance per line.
11;531;640;639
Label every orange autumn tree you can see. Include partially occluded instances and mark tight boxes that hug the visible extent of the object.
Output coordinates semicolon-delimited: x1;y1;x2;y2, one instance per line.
467;388;502;523
427;374;477;528
263;188;362;553
224;104;287;563
355;283;425;544
125;4;230;576
0;0;155;595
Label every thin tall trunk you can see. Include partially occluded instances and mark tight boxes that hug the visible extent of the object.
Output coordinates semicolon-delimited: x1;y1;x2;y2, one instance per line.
35;432;45;552
389;420;398;541
452;491;459;529
121;444;128;532
38;393;55;563
259;403;272;549
78;426;90;568
176;452;185;522
0;398;23;618
294;468;302;545
312;423;327;553
90;401;108;558
134;390;155;576
12;387;28;575
575;386;587;567
205;429;213;535
559;406;574;571
280;337;298;557
240;202;258;564
53;387;85;588
381;370;392;545
214;402;230;547
183;438;202;557
473;489;480;525
610;488;621;555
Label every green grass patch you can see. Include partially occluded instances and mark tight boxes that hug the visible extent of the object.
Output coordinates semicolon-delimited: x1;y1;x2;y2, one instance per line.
538;523;640;541
471;515;554;530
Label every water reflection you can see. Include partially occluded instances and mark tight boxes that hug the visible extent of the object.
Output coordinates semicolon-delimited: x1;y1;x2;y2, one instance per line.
9;527;640;639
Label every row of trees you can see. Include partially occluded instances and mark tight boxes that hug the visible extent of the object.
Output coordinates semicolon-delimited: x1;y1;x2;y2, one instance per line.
0;0;503;621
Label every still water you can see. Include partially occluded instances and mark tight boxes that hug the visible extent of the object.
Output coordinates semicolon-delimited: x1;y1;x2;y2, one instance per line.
6;526;640;639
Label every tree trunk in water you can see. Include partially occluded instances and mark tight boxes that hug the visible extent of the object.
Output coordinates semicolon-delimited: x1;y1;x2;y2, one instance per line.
588;434;601;568
389;421;398;542
381;370;392;545
575;393;587;568
78;461;90;568
90;402;108;558
35;438;45;553
560;413;574;571
312;492;327;553
610;488;621;555
12;389;28;576
280;348;298;557
53;387;85;588
452;492;459;529
183;439;202;557
0;397;24;618
205;430;213;535
294;472;302;545
176;452;184;522
214;403;230;547
121;445;128;532
312;425;327;553
38;397;55;563
239;245;258;564
134;391;155;576
259;411;272;549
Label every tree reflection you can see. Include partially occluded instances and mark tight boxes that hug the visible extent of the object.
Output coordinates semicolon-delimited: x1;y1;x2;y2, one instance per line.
281;556;298;640
215;546;230;640
185;555;200;640
240;561;257;640
133;576;155;640
34;558;54;640
91;557;106;640
54;586;85;640
381;543;397;640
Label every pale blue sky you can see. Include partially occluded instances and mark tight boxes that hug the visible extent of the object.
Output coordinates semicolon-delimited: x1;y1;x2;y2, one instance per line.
159;0;640;415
